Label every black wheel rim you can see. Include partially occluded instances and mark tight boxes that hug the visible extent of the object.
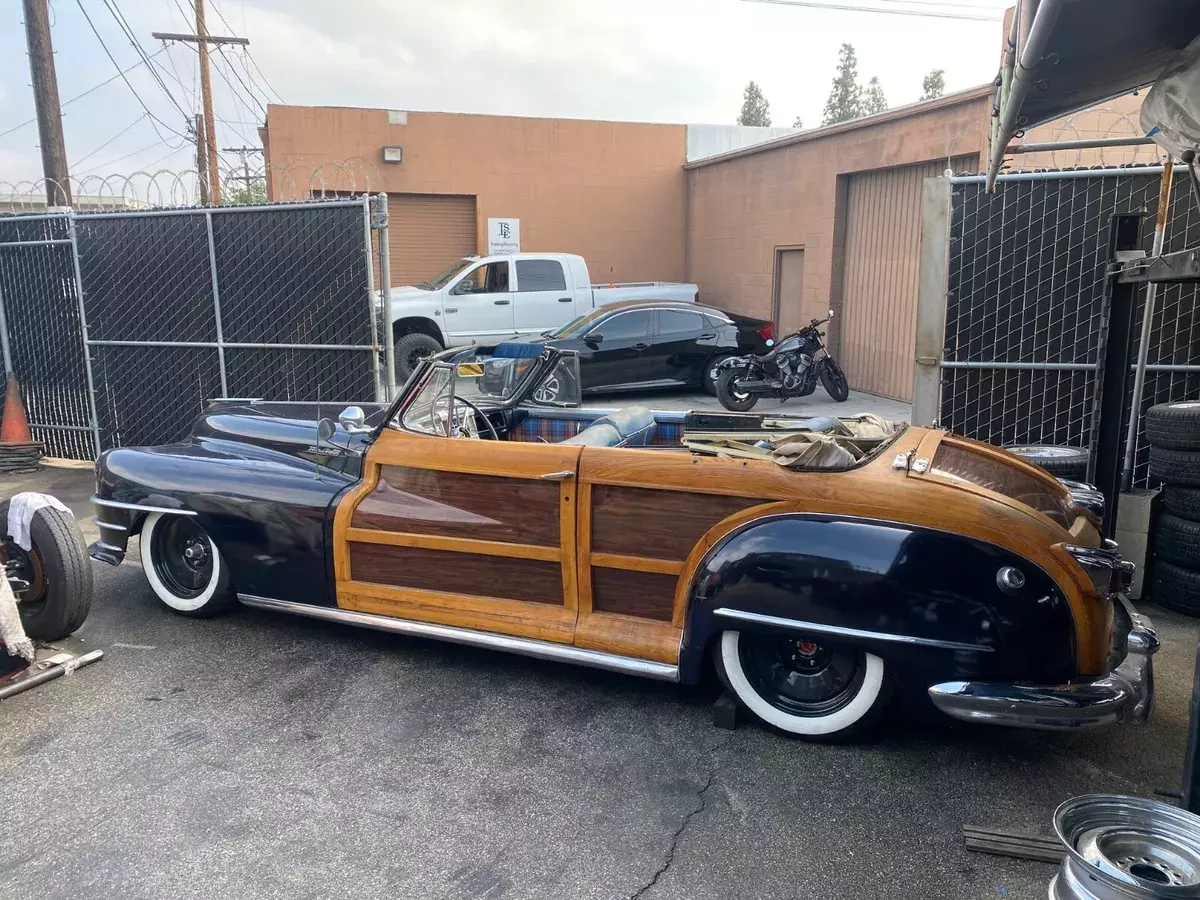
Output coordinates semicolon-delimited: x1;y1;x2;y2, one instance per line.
3;540;46;615
151;518;213;599
738;635;865;717
826;363;848;397
404;346;433;373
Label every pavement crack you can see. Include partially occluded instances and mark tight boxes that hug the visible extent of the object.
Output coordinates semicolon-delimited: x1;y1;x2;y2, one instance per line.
630;737;731;900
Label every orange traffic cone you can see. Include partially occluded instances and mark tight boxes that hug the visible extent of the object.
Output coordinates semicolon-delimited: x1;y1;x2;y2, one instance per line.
0;375;32;443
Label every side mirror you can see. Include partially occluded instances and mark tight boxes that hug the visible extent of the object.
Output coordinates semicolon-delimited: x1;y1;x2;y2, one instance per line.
339;405;366;431
317;417;337;444
585;332;604;345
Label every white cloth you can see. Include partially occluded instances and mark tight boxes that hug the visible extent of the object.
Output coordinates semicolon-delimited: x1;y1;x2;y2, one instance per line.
0;573;34;662
8;492;72;551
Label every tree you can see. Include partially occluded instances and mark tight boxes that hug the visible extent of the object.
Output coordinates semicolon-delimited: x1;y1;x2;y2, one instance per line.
793;116;804;129
863;76;887;115
920;68;946;101
821;43;863;126
738;80;772;127
225;180;268;205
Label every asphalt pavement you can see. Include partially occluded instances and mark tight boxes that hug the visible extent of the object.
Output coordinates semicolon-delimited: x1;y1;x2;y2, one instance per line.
1;412;1197;900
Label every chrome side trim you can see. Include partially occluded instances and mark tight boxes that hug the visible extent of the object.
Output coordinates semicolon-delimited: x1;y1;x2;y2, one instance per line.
90;496;197;516
92;540;125;553
713;607;993;653
92;517;127;531
237;594;681;682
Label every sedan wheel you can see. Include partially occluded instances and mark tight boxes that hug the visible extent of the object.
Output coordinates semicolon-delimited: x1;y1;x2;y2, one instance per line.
717;630;887;739
140;512;233;617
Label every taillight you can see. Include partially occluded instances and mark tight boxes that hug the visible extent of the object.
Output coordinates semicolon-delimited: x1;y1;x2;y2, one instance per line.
757;322;775;342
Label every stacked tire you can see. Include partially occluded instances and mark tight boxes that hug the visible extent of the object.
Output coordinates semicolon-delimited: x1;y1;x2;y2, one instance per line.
1005;444;1090;480
1147;401;1200;616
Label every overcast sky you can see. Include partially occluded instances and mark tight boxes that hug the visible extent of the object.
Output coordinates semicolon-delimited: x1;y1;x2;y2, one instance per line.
0;0;1007;190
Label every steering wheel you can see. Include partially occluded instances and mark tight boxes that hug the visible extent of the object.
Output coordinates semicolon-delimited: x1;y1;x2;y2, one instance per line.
431;394;499;440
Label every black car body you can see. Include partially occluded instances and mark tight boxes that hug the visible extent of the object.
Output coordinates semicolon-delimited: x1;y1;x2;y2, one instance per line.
523;299;772;394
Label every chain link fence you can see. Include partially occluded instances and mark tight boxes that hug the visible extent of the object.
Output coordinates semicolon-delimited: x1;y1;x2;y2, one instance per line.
0;196;386;459
935;166;1200;487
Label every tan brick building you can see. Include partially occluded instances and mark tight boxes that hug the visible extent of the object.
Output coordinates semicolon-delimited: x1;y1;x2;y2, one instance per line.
262;89;1150;401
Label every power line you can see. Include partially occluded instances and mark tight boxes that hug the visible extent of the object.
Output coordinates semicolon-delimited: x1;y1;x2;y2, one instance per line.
74;136;182;176
73;0;190;145
215;45;266;117
741;0;1003;21
0;48;166;141
210;0;284;103
71;112;150;167
102;0;190;120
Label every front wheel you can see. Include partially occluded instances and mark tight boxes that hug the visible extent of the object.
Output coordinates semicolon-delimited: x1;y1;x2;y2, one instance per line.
716;630;888;740
393;332;443;382
717;368;759;412
819;358;850;402
140;513;233;617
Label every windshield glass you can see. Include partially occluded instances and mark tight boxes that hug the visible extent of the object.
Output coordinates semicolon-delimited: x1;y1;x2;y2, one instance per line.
548;307;610;338
419;258;473;290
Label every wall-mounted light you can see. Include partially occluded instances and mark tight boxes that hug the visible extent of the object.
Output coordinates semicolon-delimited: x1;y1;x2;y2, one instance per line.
382;146;404;164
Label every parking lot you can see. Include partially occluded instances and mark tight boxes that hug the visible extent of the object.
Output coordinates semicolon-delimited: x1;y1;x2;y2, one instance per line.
0;386;1195;900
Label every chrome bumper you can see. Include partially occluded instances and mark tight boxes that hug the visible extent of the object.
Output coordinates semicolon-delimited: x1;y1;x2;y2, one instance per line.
927;596;1158;730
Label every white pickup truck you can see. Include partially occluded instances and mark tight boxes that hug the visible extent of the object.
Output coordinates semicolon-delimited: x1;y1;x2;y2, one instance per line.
386;252;698;377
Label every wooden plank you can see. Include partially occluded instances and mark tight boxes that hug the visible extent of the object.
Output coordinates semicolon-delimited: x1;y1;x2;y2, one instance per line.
346;527;561;562
576;480;594;616
367;427;582;478
573;612;681;664
560;479;579;613
591;568;678;621
590;553;683;576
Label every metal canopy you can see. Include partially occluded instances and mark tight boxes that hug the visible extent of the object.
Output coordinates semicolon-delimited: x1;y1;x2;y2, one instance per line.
987;0;1200;189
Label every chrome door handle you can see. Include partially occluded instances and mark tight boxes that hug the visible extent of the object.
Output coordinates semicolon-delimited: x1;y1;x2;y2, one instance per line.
539;470;574;481
494;299;511;306
558;297;572;302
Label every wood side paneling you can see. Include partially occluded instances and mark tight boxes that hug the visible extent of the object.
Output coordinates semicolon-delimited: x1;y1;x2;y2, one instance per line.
353;466;561;546
591;567;678;621
591;484;762;559
574;613;681;664
350;543;565;605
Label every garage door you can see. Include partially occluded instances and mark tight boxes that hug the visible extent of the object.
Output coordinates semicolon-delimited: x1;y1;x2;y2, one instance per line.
386;193;477;286
839;157;974;401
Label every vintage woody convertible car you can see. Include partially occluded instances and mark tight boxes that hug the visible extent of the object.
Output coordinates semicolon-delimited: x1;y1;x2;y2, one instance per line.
89;344;1157;740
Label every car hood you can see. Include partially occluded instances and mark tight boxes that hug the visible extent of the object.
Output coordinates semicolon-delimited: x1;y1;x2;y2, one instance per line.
191;402;387;459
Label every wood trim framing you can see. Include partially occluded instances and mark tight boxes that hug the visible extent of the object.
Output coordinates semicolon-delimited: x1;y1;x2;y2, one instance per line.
346;527;560;562
590;553;683;575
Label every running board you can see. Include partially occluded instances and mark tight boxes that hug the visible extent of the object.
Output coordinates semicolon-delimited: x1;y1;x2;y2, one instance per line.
236;594;680;682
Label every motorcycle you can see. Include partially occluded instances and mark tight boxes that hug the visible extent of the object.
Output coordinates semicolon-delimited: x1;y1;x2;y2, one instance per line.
714;311;849;412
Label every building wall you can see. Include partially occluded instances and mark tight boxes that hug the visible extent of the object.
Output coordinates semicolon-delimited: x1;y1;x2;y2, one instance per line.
685;89;992;333
262;106;689;284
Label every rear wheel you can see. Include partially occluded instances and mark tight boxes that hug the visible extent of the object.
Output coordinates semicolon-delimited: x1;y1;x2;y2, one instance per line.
716;630;887;740
819;358;850;402
0;501;92;641
717;368;758;412
140;512;233;617
703;356;734;395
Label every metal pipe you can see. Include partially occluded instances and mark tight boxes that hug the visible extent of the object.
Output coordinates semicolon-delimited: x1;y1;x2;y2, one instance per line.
1007;135;1157;154
362;194;382;403
203;211;229;397
70;198;365;219
27;421;95;432
0;280;13;377
378;193;397;400
0;237;72;248
86;340;375;351
1122;160;1175;491
67;216;103;458
941;360;1098;371
952;165;1165;185
986;0;1065;191
992;3;1019;158
237;594;680;682
0;650;104;701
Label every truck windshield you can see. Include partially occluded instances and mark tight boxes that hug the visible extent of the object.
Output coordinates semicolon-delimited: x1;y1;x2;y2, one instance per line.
420;258;473;290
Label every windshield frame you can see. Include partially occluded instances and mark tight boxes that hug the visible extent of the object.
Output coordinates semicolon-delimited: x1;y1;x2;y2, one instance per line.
419;257;475;290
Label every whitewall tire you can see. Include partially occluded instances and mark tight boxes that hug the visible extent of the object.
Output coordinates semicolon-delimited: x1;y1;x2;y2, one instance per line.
140;512;233;617
718;630;887;740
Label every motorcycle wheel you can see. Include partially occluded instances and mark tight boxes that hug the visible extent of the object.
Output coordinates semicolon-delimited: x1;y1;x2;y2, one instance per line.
819;358;850;402
717;369;759;412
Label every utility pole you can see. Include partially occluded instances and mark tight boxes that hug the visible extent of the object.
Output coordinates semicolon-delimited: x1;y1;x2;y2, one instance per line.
153;8;248;206
221;145;262;199
22;0;72;207
194;114;210;205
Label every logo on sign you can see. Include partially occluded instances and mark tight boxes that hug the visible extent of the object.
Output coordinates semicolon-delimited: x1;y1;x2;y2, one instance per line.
488;218;520;255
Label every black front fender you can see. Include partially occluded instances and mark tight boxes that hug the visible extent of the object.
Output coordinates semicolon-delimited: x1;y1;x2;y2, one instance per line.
678;514;1078;690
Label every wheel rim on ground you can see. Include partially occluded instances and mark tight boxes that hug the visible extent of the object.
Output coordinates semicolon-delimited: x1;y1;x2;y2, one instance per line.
738;635;866;717
0;540;46;613
150;517;215;601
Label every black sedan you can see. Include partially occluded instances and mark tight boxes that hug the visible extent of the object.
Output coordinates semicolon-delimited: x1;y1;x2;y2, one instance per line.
523;299;773;396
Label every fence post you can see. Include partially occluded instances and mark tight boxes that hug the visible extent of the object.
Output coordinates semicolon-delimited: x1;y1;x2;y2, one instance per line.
363;194;382;403
0;280;13;377
203;210;229;397
67;215;103;458
1089;212;1144;537
911;175;952;426
377;193;396;400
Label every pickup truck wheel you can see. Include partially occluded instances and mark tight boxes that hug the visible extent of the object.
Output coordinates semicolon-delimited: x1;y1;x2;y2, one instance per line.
140;513;233;617
0;501;93;641
394;332;443;382
717;630;887;740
